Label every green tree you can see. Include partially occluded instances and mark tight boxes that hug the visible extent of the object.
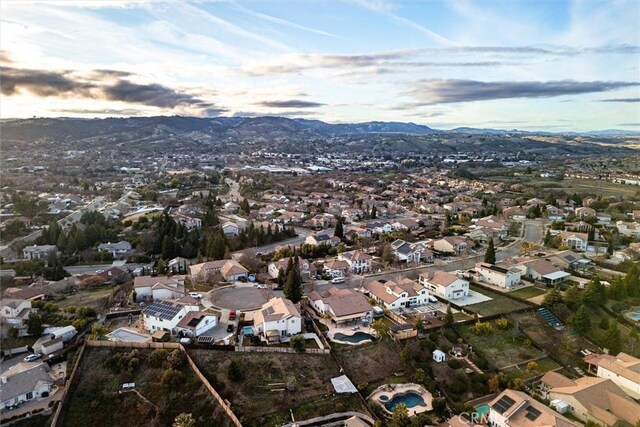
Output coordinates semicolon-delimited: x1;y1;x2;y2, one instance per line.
582;276;607;306
370;205;377;219
484;239;496;264
543;230;552;247
334;217;344;239
604;321;622;354
381;242;394;267
157;259;167;275
563;284;581;308
290;334;305;353
389;403;410;427
240;198;250;214
284;256;304;303
444;305;454;326
228;359;243;381
543;286;564;306
571;305;591;334
371;319;390;339
27;313;43;336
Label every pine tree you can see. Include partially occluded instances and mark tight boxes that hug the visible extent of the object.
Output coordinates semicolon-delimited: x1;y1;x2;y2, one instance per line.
444;305;454;326
604;321;622;354
571;305;590;334
370;205;377;219
484;239;496;264
544;230;552;247
582;276;607;306
334;217;344;239
543;286;564;306
157;259;167;275
624;263;640;297
240;198;250;214
284;256;304;303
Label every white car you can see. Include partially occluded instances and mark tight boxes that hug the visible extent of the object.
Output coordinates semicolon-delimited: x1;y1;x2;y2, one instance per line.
331;277;345;284
23;354;41;362
256;284;268;289
189;292;203;299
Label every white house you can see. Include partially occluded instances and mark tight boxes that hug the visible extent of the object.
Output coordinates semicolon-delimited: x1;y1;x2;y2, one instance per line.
268;257;317;280
363;278;429;310
488;389;579;427
221;222;240;236
252;297;302;343
305;233;340;247
1;299;32;326
560;231;588;252
175;311;218;338
133;276;186;302
172;213;202;230
473;263;521;289
390;239;422;263
517;259;570;285
419;271;469;300
433;236;468;255
22;245;58;261
308;287;371;324
617;221;640;238
189;260;249;282
585;352;640;399
338;251;373;274
0;363;54;410
97;240;132;258
168;257;190;273
364;221;393;234
141;299;199;336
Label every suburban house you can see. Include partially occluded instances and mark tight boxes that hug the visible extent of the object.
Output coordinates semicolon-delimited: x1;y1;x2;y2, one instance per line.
547;250;592;270
0;363;55;410
391;218;420;232
22;245;58;261
168;257;190;273
33;336;64;356
472;215;511;240
541;372;640;426
390;239;422;263
221;221;241;236
341;208;364;223
305;233;340;247
547;206;565;221
364;220;393;234
575;206;596;219
433;236;468;255
189;260;249;282
308;287;371;325
596;212;612;225
171;213;202;230
338;251;373;274
252;297;302;343
560;231;588;252
488;389;579;427
322;260;350;277
617;221;640;238
363;278;429;310
2;286;47;302
141;299;199;335
133;276;186;302
502;206;527;222
0;298;32;326
268;257;317;280
174;311;218;338
517;259;570;285
419;271;470;300
472;262;521;289
344;225;372;239
96;240;132;258
584;352;640;399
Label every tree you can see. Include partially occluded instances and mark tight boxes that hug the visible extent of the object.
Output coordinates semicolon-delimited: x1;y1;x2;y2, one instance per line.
389;403;410;427
228;359;243;381
571;305;591;334
27;313;43;336
371;319;390;339
484;239;496;264
563;284;581;308
284;256;304;303
157;259;167;275
334;217;344;239
543;230;552;247
290;334;305;352
543;286;563;306
604;321;622;354
240;198;250;214
370;205;377;219
173;413;195;427
381;242;394;267
582;276;607;306
444;305;454;326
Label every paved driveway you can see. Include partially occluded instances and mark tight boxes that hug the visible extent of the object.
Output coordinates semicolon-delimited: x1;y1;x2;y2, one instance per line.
208;285;271;310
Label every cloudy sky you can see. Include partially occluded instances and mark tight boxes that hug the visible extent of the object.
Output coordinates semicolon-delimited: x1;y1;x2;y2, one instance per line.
1;0;639;130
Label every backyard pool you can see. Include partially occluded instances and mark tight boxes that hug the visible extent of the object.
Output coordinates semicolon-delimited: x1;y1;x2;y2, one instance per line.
333;332;374;343
624;308;640;322
384;392;426;412
475;404;490;417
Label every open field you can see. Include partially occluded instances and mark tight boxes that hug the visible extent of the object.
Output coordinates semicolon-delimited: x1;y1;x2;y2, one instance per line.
56;286;115;310
457;323;546;370
188;349;366;427
526;178;640;198
60;347;232;427
508;287;547;300
466;285;531;316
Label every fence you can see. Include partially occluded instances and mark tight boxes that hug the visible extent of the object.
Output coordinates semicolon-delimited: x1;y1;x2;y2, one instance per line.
51;340;242;427
235;345;330;354
2;345;28;357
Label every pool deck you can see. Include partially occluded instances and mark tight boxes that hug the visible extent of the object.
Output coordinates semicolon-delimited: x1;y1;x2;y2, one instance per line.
326;322;375;345
368;383;433;416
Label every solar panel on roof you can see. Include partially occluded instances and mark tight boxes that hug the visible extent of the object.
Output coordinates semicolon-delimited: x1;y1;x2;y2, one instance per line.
492;395;516;414
565;255;576;261
525;406;541;421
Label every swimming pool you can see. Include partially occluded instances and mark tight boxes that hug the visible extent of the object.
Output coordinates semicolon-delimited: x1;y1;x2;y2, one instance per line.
384;392;426;411
629;313;640;319
475;404;490;417
333;332;373;343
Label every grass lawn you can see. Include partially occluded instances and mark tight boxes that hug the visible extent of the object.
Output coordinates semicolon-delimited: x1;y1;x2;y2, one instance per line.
458;323;546;370
527;178;640;198
508;287;546;300
60;347;232;427
454;312;474;322
583;307;640;357
188;349;356;427
466;285;530;316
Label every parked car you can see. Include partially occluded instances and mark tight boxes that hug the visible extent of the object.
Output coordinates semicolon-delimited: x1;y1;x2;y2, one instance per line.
189;292;202;299
226;324;234;333
255;284;268;289
228;310;237;321
331;277;345;284
23;354;41;362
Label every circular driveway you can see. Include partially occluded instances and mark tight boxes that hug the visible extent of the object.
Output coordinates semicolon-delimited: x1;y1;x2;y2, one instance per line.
209;286;271;311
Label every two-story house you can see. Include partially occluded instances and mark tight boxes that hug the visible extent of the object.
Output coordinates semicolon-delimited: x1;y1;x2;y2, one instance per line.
472;262;521;289
141;299;199;336
433;236;468;256
252;297;301;343
338;251;373;274
363;278;429;310
419;271;469;300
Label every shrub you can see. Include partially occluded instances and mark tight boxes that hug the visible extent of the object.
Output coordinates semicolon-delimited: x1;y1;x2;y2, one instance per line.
495;317;510;330
599;318;610;330
472;321;494;335
447;359;462;369
161;368;184;387
166;349;186;369
147;349;170;368
228;359;243;382
290;335;305;353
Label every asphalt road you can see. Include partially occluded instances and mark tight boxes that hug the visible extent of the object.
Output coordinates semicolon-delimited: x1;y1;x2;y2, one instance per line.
523;219;544;243
231;226;317;259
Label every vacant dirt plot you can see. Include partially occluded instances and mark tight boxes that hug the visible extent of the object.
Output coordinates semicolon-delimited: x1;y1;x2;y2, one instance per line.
334;339;405;391
60;347;232;427
56;286;115;310
188;349;364;427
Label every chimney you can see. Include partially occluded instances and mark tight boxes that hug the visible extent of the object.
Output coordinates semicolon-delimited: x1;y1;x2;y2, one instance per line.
1;376;7;384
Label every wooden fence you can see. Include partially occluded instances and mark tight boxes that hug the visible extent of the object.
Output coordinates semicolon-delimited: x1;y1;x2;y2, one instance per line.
235;345;330;355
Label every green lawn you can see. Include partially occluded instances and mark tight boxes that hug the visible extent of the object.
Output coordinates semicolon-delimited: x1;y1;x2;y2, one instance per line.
508;287;546;300
467;286;530;316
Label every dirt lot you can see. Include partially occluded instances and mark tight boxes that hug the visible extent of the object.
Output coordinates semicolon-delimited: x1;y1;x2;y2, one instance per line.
56;286;116;311
188;349;366;427
60;347;232;427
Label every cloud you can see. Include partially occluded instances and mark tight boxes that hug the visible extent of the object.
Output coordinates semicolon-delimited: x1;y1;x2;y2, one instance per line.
52;108;144;115
404;79;640;105
0;66;224;115
599;97;640;102
256;100;326;108
0;50;12;64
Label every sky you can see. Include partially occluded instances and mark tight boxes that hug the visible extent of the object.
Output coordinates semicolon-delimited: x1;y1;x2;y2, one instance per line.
1;0;639;131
